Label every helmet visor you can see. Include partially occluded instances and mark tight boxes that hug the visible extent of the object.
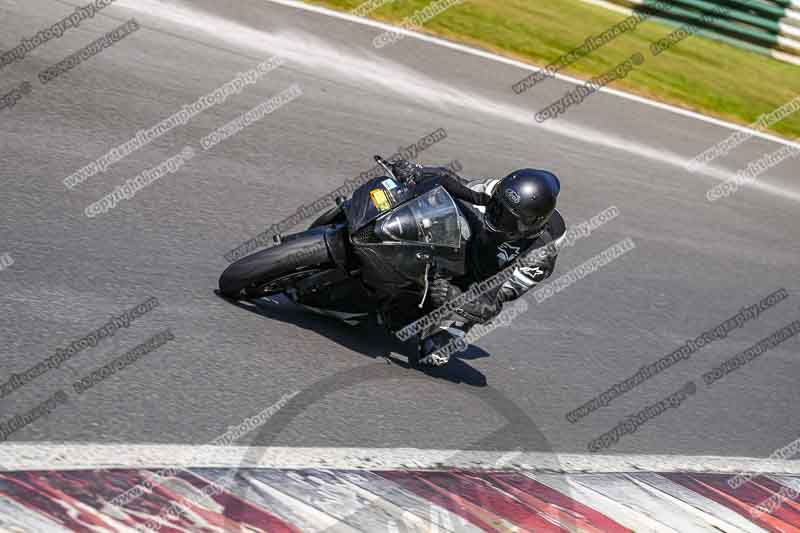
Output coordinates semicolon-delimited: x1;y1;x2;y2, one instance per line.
486;197;519;235
518;208;553;236
487;198;551;239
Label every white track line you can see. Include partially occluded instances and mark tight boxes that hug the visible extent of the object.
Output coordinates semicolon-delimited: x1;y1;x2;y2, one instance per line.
261;0;800;151
112;0;800;203
2;444;800;474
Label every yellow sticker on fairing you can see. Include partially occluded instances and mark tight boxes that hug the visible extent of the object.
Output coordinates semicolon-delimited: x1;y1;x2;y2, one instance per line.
370;188;391;212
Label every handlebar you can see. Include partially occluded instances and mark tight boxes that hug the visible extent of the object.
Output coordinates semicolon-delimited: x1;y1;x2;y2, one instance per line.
374;154;421;185
374;154;398;182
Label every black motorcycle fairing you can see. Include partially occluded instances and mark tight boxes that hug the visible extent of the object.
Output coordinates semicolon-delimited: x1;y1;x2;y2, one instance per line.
323;224;351;271
347;184;468;299
310;202;348;229
346;175;407;233
344;174;446;234
291;268;375;314
351;240;465;301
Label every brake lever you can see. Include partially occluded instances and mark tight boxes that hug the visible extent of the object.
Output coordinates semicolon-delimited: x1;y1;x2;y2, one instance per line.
419;263;437;310
417;257;438;309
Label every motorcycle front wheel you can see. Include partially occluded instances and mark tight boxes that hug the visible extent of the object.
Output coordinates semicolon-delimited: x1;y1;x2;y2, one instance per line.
218;228;333;299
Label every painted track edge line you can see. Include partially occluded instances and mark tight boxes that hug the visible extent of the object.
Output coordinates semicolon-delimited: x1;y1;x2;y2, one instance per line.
2;444;800;474
260;0;800;150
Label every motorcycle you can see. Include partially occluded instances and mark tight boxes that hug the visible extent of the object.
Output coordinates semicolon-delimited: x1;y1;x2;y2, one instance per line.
218;156;470;366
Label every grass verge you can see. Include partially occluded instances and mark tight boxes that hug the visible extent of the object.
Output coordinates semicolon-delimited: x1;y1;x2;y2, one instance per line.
302;0;800;138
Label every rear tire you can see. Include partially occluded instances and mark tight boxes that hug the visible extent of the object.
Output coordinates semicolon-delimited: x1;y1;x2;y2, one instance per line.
219;229;332;299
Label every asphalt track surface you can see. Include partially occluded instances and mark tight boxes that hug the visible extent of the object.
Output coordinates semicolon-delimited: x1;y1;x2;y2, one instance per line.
0;0;798;460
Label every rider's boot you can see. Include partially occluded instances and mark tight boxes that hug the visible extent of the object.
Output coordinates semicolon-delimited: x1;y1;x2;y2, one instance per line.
417;330;461;367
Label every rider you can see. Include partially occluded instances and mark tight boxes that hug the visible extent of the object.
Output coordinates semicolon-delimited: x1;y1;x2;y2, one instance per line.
387;160;565;366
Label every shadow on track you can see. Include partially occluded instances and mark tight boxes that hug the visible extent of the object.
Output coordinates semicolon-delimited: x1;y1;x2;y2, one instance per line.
215;291;489;387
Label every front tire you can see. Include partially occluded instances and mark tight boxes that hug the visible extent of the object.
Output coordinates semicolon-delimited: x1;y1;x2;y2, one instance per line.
219;228;333;298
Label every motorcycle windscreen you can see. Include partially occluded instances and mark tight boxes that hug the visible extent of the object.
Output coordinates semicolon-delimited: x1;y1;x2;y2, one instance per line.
376;186;461;248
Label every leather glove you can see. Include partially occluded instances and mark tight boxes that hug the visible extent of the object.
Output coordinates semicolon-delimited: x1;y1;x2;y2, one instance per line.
430;277;461;308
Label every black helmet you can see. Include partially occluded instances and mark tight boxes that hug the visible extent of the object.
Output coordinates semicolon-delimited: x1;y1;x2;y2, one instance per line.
486;169;560;239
